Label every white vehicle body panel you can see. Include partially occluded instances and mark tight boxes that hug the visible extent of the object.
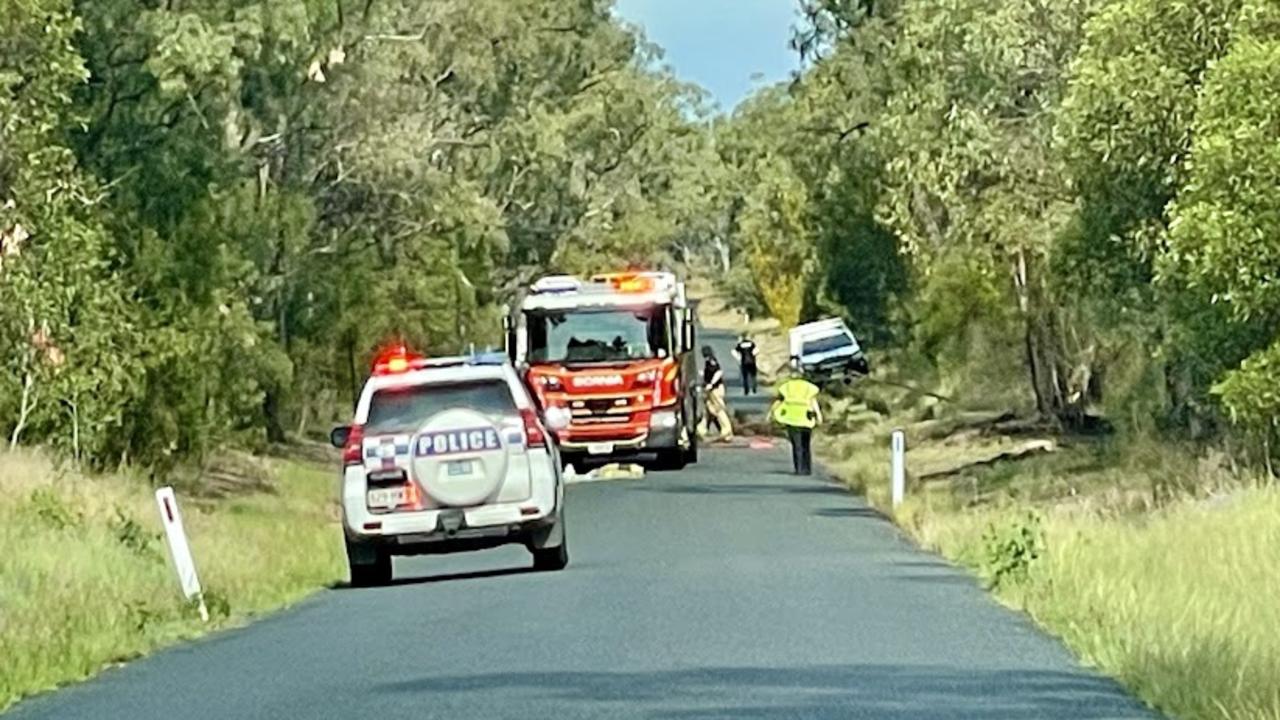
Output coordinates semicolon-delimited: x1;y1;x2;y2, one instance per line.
341;359;562;543
788;318;866;379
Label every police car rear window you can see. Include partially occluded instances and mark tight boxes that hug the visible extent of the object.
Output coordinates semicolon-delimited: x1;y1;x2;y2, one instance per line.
365;381;516;433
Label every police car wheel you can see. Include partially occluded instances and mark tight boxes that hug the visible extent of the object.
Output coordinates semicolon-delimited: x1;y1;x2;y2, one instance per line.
348;547;392;588
531;535;569;572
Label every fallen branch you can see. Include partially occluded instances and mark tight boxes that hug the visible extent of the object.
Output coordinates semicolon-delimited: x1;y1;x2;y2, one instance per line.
917;440;1057;481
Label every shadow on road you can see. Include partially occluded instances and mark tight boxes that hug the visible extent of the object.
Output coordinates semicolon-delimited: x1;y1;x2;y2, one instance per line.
811;506;886;520
333;566;534;591
631;481;853;497
374;664;1153;719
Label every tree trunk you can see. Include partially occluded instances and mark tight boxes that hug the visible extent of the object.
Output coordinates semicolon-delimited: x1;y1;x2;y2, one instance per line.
263;390;287;444
9;369;35;449
1012;250;1092;430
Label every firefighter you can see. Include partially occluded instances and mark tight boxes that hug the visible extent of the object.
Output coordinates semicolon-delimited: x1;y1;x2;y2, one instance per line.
771;361;823;475
733;332;759;396
698;346;734;442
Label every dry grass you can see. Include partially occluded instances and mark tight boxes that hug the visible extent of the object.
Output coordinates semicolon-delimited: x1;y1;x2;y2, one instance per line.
0;449;344;711
819;420;1280;720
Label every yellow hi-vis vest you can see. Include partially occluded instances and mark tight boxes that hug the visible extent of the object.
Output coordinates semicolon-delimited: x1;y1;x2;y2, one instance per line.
774;378;820;428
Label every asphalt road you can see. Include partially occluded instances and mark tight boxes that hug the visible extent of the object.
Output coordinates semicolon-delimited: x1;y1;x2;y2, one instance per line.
8;331;1157;720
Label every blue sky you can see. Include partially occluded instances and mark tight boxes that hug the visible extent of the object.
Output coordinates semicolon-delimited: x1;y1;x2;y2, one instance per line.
613;0;800;112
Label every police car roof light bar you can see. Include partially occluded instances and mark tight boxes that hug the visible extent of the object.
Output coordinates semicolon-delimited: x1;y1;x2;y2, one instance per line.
372;345;428;375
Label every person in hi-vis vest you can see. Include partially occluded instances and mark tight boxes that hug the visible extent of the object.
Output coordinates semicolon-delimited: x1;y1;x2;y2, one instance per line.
770;362;822;475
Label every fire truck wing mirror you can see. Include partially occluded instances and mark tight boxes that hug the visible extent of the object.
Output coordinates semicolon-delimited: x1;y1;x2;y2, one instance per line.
502;315;517;362
682;310;695;352
544;406;572;432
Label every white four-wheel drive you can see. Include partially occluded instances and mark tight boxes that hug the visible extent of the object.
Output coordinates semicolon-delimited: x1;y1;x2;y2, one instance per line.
330;349;570;587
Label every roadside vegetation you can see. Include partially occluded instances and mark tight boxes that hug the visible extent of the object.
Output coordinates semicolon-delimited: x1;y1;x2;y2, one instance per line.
5;0;1280;717
2;1;712;704
0;449;343;711
702;3;1280;718
818;409;1280;720
703;289;1280;720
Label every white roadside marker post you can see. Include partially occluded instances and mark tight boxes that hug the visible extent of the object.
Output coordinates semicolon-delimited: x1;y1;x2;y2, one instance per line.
891;429;906;509
154;487;209;622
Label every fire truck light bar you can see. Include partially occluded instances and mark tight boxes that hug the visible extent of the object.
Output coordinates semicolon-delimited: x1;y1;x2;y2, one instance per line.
531;275;583;294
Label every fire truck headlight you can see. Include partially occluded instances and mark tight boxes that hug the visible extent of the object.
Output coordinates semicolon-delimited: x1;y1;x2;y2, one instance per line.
650;410;678;429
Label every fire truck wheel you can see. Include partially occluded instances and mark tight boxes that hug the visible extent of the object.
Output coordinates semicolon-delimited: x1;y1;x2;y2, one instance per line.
560;452;585;473
683;425;699;465
654;449;687;471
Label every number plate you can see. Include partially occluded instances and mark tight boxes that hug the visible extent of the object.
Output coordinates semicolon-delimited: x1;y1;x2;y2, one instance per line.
446;460;475;477
366;487;406;509
587;442;615;456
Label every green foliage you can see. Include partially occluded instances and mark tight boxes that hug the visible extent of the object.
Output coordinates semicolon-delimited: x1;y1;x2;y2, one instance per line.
1213;340;1280;438
2;0;715;468
756;0;1280;455
981;510;1045;589
26;487;83;531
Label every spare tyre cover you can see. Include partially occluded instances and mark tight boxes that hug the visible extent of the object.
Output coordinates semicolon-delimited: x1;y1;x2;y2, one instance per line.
411;408;510;507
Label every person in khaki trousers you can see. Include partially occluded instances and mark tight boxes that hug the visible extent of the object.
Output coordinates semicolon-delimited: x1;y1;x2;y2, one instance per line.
697;346;734;442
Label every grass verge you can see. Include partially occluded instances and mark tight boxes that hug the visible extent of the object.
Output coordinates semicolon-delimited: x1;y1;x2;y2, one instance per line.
675;280;1278;718
0;449;345;712
822;427;1280;720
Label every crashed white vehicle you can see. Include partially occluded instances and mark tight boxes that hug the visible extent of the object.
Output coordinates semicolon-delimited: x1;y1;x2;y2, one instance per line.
788;318;870;383
329;347;570;587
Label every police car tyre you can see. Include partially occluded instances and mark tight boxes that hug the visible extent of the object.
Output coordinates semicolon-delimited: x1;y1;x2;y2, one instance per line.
348;547;392;588
531;531;569;572
411;408;509;508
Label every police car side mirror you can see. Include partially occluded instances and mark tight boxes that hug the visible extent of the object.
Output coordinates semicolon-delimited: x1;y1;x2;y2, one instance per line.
330;426;351;449
544;407;572;432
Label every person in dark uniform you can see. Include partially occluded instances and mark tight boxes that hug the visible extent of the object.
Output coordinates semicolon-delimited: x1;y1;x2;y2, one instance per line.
733;333;759;395
698;346;733;441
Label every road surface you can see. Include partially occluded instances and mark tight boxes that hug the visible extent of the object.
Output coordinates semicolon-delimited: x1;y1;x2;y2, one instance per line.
7;331;1157;720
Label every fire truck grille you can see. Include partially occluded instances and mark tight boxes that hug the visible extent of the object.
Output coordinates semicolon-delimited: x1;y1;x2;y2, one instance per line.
570;397;636;424
575;416;630;425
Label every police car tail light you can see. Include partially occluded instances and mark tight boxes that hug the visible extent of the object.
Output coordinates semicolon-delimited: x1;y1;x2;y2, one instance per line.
520;408;547;448
342;425;365;465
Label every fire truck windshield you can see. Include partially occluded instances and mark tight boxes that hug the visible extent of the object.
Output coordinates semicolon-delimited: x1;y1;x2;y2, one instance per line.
527;307;670;364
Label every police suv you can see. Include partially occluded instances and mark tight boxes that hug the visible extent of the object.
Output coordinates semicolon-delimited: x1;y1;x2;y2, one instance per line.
329;347;570;586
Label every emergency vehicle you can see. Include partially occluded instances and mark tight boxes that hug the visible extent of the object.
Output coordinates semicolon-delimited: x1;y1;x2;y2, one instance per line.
503;271;701;470
329;346;570;587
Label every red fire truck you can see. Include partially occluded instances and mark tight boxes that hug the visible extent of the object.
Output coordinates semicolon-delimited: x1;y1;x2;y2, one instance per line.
504;271;701;470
